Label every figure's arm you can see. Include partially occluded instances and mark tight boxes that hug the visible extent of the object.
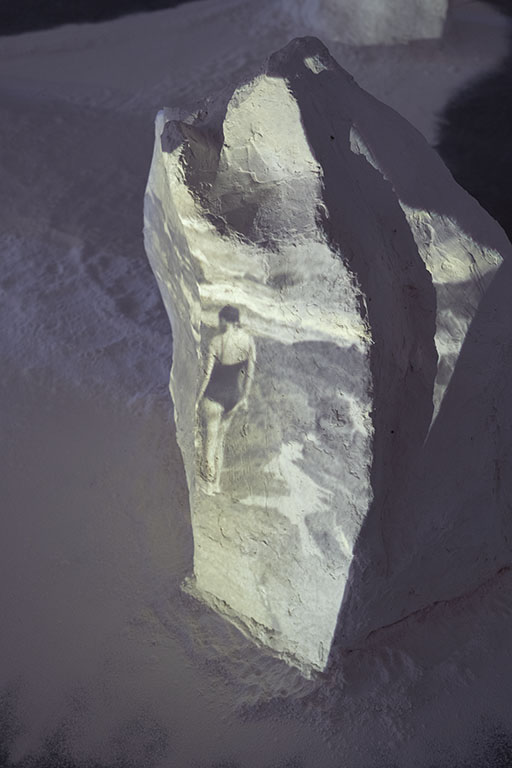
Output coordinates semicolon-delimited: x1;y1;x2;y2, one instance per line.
240;338;256;406
197;346;216;402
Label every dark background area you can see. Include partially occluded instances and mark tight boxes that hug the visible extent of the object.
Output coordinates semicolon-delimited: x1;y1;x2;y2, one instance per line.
0;0;199;36
436;0;512;241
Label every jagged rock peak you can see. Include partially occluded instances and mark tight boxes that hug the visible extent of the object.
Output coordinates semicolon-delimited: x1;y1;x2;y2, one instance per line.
144;37;509;675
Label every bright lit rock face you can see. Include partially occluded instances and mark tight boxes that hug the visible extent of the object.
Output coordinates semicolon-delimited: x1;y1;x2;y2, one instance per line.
144;37;509;674
295;0;448;45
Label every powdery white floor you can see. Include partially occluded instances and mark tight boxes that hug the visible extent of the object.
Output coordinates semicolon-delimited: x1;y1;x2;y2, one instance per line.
1;1;512;766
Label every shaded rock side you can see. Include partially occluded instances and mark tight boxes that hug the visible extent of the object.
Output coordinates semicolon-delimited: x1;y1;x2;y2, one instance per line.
144;37;509;673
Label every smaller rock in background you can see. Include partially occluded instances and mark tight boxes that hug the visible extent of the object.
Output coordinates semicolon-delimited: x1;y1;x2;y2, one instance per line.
292;0;448;46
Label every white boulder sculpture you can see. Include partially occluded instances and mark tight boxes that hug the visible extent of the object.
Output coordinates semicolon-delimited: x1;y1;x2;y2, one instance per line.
144;37;512;674
292;0;448;46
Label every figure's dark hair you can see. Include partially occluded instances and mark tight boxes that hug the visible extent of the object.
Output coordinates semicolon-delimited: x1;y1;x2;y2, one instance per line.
219;305;240;324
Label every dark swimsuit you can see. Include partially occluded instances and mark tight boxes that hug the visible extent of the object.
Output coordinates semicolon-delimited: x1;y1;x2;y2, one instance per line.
204;360;247;413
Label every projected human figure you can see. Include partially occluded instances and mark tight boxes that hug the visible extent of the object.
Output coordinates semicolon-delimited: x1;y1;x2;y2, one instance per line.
197;305;256;494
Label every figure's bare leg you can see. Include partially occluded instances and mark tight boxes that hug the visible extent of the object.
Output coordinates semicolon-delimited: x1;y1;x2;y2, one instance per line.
213;410;236;492
200;399;223;491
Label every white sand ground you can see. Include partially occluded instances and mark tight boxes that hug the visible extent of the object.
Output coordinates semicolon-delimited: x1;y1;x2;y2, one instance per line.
2;1;512;766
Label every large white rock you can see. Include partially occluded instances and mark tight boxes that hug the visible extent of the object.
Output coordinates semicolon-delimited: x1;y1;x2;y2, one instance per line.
291;0;448;46
144;37;511;674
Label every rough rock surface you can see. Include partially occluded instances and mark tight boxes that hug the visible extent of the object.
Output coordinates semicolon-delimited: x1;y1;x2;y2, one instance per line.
294;0;448;46
144;36;511;674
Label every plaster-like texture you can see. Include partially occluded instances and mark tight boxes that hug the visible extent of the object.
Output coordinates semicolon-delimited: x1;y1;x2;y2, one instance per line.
144;36;509;674
295;0;448;45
